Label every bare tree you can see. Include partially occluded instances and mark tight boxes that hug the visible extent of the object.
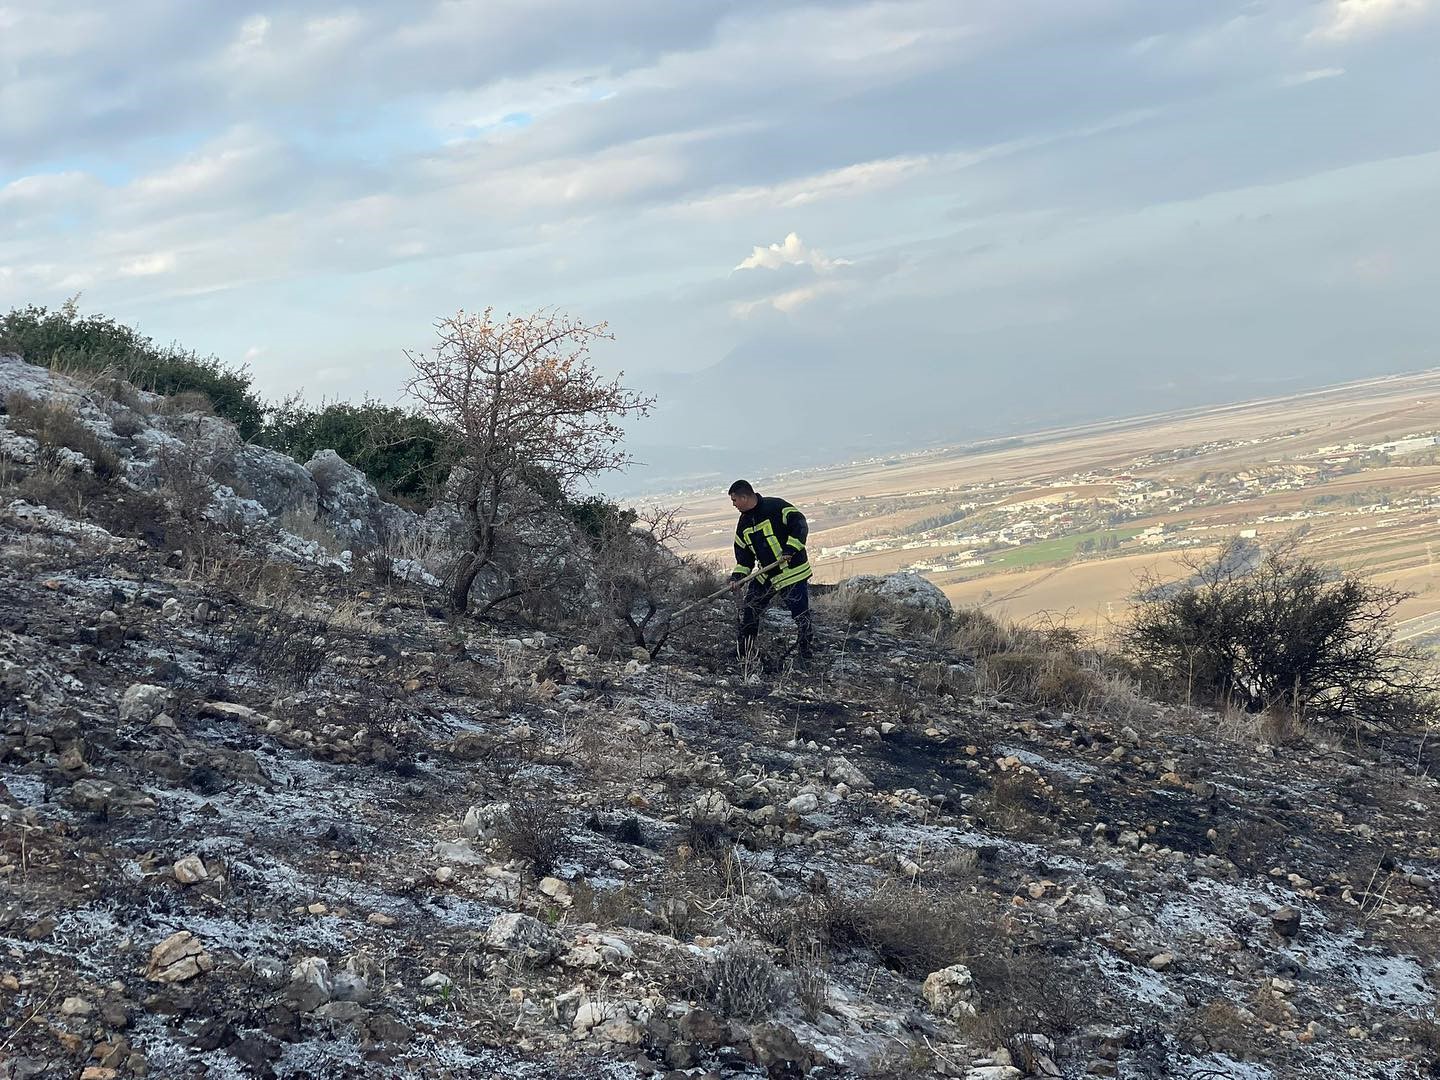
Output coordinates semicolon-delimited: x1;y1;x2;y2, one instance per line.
405;308;653;614
591;505;691;647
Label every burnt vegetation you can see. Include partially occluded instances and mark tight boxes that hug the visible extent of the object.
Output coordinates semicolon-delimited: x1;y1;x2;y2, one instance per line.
2;306;1439;1079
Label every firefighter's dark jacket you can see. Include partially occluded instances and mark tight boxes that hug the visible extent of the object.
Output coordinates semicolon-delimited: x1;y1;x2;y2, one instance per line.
731;495;812;590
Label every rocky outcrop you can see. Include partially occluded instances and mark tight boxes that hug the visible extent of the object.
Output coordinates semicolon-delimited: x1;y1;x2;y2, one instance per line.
837;570;953;617
306;449;415;549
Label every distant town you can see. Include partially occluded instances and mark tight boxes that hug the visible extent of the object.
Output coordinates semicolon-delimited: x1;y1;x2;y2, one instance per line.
813;430;1440;576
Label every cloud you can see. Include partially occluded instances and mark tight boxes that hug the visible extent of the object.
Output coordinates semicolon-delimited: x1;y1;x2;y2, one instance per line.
734;232;851;273
2;0;1438;432
728;232;867;317
119;252;177;277
1310;0;1433;41
1280;67;1347;86
731;280;847;318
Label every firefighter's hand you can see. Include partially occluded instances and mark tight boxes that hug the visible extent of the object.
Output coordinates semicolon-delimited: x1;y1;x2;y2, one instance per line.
778;555;792;566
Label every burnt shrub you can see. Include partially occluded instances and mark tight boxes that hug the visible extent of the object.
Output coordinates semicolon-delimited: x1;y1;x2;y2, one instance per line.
669;940;789;1021
213;612;330;691
4;392;121;481
962;954;1103;1064
825;885;999;979
494;796;572;876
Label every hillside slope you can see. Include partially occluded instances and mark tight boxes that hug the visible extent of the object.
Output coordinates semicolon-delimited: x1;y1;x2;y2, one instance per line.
2;357;1439;1079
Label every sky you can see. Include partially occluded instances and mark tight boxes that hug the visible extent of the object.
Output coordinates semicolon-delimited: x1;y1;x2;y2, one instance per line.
2;0;1439;493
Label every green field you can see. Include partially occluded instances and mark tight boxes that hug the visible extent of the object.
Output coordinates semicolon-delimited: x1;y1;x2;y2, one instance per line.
954;528;1146;577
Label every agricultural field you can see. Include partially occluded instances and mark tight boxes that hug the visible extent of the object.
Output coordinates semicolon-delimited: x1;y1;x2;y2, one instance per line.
666;368;1440;642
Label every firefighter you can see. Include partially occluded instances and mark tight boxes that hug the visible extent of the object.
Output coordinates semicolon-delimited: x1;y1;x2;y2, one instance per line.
727;479;814;663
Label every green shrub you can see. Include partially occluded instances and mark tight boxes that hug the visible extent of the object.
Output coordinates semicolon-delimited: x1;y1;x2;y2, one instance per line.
258;397;456;504
1;302;265;438
566;494;637;543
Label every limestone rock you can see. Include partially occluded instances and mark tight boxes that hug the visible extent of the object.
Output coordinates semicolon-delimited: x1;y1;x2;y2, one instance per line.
306;450;415;549
120;683;171;723
786;792;820;815
1271;905;1302;937
172;855;208;885
145;931;214;983
837;571;953;617
461;801;511;840
484;912;561;964
923;963;978;1018
288;957;334;1012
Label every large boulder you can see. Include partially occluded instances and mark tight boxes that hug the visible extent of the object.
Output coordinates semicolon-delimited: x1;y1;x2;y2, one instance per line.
232;444;318;518
306;450;415;549
838;571;953;619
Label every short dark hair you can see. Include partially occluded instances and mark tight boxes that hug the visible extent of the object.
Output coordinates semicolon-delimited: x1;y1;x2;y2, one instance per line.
728;479;755;497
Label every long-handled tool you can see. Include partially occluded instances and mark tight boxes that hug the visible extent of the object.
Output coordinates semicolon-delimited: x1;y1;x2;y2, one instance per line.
645;558;784;660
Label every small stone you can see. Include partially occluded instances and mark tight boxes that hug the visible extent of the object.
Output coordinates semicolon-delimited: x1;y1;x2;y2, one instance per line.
786;793;820;815
1271;905;1302;938
434;866;455;883
314;1000;367;1022
25;917;56;941
119;683;171;723
247;955;287;988
1147;953;1174;971
199;701;264;724
485;912;560;963
145;931;214;983
60;996;93;1017
307;902;329;916
420;972;454;991
287;957;334;1012
80;1069;118;1080
173;855;208;885
367;912;397;927
922;963;978;1018
331;971;371;1004
573;1000;623;1032
690;790;733;823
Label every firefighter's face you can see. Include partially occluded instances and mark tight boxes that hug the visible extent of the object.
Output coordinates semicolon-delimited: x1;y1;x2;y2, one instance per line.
730;492;757;511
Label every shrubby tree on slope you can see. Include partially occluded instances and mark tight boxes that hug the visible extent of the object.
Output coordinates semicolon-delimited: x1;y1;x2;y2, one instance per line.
1122;537;1440;728
405;308;653;614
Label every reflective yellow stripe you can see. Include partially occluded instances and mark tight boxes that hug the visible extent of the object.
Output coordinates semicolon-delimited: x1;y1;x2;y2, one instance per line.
770;562;813;589
731;564;748;576
781;505;800;522
734;533;745;548
785;537;805;551
743;520;784;563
